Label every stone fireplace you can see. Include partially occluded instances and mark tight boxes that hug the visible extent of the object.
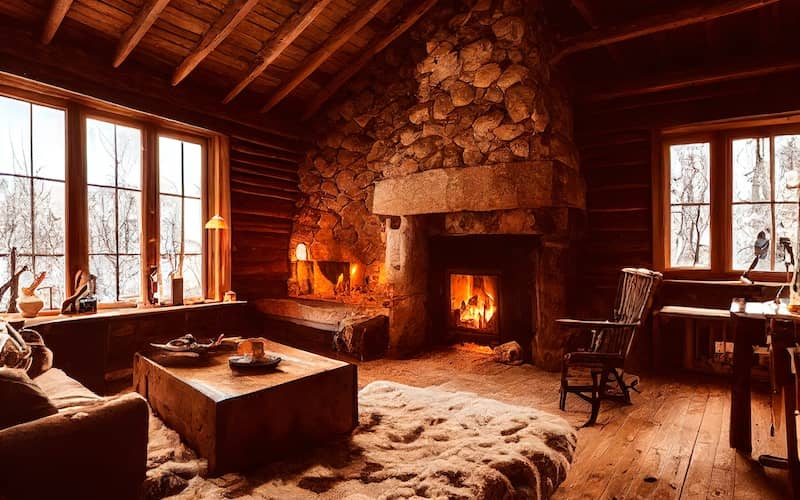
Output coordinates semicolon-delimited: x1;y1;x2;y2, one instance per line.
287;0;585;369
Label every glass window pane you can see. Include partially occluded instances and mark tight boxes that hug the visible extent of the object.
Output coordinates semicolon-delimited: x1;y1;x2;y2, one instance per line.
670;143;710;204
733;137;771;202
183;254;202;299
159;137;182;195
160;195;182;257
670;205;711;268
0;96;30;176
776;203;799;272
183;142;202;197
86;118;116;186
34;255;65;309
184;197;202;254
88;186;116;254
732;204;772;270
117;190;140;254
0;174;33;253
32;105;65;181
90;254;117;303
776;135;800;202
116;125;141;189
118;255;140;300
159;255;173;304
32;179;65;255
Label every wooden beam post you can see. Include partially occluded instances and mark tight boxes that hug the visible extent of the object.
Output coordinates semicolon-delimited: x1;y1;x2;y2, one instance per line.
223;0;334;104
172;0;260;86
41;0;73;44
553;0;779;63
301;0;438;120
113;0;171;68
259;0;393;114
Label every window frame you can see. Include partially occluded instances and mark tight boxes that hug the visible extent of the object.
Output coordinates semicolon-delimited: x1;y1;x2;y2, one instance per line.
0;85;217;306
656;118;800;281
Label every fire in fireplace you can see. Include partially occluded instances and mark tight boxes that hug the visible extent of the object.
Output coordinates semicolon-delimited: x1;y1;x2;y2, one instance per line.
449;273;499;334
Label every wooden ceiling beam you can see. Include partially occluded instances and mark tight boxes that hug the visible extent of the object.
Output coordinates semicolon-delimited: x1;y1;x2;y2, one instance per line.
568;0;623;65
583;58;800;102
260;0;393;114
301;0;438;120
223;0;334;104
41;0;73;44
172;0;260;86
553;0;780;63
113;0;171;68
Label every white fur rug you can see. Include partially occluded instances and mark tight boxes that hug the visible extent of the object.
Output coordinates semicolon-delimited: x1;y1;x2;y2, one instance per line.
144;381;577;499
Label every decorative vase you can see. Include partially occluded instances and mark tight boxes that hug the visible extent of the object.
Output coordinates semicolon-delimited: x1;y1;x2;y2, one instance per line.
17;293;44;318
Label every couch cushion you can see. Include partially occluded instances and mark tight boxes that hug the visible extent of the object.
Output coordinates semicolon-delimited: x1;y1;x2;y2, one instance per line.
0;367;58;430
34;368;102;410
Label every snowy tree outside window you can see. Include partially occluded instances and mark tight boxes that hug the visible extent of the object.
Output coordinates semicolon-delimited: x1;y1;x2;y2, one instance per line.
0;95;66;310
86;118;142;302
159;136;203;301
669;142;711;268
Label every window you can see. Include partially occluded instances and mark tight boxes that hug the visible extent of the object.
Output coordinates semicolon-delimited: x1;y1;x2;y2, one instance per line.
0;95;66;309
159;136;204;301
86;118;142;302
658;120;800;278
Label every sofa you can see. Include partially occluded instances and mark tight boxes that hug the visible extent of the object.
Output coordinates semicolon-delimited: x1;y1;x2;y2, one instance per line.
0;367;149;500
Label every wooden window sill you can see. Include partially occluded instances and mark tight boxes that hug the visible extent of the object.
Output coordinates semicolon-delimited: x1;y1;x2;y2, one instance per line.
3;300;247;328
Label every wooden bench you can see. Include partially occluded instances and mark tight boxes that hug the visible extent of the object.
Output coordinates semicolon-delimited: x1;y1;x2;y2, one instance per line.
652;305;731;371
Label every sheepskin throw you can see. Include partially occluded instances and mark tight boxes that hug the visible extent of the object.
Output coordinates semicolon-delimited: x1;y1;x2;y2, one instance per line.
147;381;577;499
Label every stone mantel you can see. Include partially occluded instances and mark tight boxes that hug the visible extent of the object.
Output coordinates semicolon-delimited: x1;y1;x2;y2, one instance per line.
371;161;585;216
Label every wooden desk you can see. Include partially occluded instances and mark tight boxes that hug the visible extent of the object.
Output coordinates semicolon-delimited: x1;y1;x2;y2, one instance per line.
653;306;730;371
730;303;800;498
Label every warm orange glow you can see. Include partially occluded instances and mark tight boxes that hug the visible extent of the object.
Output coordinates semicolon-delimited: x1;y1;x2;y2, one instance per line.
450;273;498;333
453;342;494;355
350;264;357;276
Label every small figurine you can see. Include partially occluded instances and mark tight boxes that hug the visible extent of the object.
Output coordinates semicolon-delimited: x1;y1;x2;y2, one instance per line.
17;271;46;318
61;270;97;314
0;248;29;314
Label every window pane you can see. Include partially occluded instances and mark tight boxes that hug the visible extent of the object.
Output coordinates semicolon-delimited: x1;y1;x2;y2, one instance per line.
183;254;202;299
32;105;65;181
776;203;799;272
0;96;30;176
732;204;772;270
117;190;140;254
670;143;710;204
88;186;116;254
160;194;182;257
184;197;202;254
0;174;33;253
86;118;116;186
159;137;182;195
776;135;800;202
35;256;65;309
118;255;141;300
116;125;141;189
33;179;65;255
183;142;202;198
90;254;117;303
670;205;710;267
733;137;771;202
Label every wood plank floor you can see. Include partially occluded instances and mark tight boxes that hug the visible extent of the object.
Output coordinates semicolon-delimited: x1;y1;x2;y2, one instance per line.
352;347;791;499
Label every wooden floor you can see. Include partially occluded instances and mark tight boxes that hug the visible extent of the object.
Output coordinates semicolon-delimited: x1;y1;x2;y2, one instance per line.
352;347;791;499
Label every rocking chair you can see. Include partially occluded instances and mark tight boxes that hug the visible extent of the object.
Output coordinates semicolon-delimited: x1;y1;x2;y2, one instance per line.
558;267;662;426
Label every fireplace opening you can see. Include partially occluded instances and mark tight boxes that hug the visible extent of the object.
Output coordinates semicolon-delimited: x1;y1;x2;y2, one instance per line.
449;273;499;334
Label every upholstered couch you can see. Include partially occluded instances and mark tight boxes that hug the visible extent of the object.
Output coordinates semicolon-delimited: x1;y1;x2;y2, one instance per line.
0;367;149;500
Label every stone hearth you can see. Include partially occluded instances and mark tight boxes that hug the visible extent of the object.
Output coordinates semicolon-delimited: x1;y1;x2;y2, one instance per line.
288;0;585;369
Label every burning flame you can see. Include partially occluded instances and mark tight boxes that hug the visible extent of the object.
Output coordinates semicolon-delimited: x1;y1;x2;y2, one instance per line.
450;274;498;332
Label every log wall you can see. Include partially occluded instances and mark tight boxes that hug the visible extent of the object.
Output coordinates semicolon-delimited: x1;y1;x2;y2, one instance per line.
229;136;303;300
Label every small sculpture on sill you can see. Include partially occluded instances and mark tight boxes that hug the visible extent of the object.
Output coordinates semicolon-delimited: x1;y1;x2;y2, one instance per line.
17;271;47;318
0;247;29;314
61;270;97;314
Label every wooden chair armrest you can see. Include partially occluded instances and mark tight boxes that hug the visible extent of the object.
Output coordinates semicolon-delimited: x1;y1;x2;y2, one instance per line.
564;352;625;364
556;319;639;328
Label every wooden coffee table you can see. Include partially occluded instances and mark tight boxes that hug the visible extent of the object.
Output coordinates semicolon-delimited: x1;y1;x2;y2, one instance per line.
133;340;357;474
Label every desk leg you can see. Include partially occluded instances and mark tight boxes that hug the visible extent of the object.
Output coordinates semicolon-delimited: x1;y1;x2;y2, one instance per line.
784;371;800;498
730;314;754;452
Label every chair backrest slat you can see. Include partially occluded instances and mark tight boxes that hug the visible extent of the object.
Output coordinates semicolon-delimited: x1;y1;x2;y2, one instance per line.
597;268;662;357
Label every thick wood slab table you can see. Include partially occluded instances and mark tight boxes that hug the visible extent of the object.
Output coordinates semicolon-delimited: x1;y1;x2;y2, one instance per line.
133;340;357;474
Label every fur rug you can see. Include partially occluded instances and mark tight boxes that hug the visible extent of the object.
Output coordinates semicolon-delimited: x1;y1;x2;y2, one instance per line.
144;381;577;499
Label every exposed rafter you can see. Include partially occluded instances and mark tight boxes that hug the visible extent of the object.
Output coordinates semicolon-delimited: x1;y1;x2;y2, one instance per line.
260;0;393;114
223;0;334;104
553;0;780;63
41;0;73;44
113;0;171;68
302;0;438;120
583;58;800;102
172;0;260;86
568;0;622;65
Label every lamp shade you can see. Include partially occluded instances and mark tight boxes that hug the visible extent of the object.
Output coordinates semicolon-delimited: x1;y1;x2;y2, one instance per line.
204;215;227;230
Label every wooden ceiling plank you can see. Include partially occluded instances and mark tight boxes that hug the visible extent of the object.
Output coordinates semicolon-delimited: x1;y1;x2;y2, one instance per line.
259;0;393;113
42;0;74;44
113;0;171;67
583;58;800;102
553;0;780;63
301;0;438;120
223;0;335;104
172;0;261;85
569;0;623;65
